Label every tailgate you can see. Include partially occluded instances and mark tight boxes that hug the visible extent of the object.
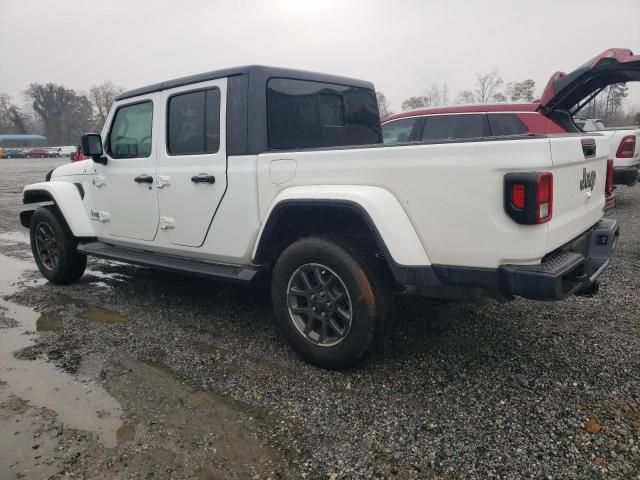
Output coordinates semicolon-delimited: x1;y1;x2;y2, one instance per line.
546;135;608;252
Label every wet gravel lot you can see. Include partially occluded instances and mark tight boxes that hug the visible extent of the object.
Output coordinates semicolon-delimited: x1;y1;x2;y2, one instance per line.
0;157;639;479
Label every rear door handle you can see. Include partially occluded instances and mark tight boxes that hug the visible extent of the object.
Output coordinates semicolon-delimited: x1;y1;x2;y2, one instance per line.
134;174;154;184
191;174;216;184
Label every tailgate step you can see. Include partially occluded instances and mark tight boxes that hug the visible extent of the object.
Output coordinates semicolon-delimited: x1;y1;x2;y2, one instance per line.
77;241;260;284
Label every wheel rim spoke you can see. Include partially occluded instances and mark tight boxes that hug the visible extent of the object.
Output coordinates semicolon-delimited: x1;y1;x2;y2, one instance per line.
287;263;353;348
328;318;345;337
34;222;59;270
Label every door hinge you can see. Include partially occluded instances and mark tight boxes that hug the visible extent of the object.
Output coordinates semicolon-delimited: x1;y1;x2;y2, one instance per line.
92;176;107;188
159;217;175;230
157;175;171;188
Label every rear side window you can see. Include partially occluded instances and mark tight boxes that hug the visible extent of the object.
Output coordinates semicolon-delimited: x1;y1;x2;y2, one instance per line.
382;118;417;144
420;114;490;142
488;113;528;136
167;88;220;155
266;78;381;150
109;101;153;158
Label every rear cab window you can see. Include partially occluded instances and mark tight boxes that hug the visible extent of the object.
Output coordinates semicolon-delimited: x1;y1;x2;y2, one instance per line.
420;114;490;142
266;78;381;150
382;117;418;144
108;101;153;158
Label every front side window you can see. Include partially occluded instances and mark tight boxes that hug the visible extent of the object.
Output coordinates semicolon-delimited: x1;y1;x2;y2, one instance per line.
109;101;153;158
488;113;528;136
267;78;381;150
382;118;417;144
167;88;220;155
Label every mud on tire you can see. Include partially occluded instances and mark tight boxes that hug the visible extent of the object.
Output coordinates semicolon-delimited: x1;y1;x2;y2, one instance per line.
271;235;392;369
30;206;87;284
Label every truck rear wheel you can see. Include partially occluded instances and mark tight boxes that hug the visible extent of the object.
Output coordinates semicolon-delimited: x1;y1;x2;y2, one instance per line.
30;207;87;284
271;235;391;369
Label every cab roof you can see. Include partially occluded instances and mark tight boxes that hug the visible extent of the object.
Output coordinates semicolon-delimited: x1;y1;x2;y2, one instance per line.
116;65;375;101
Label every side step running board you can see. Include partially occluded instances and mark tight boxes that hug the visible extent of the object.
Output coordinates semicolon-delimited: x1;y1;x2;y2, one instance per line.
77;241;260;284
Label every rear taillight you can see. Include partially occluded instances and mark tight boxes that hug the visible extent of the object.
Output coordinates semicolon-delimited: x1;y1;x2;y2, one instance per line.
616;135;636;158
606;159;614;194
535;173;553;224
511;184;526;209
504;172;553;225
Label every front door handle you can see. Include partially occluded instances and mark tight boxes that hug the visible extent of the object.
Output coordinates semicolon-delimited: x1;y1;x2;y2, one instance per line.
191;174;216;184
134;174;154;184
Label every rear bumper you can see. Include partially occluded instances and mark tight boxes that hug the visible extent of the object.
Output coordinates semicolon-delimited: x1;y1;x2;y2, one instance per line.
396;219;619;301
499;218;618;299
613;165;638;186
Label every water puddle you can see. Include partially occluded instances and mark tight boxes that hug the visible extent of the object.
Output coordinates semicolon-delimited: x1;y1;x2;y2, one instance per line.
105;360;291;477
36;311;63;332
0;231;30;245
79;306;128;324
0;253;123;447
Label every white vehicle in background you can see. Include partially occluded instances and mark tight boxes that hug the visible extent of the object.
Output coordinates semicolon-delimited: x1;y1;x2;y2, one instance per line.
54;146;78;157
46;147;62;158
574;118;606;131
575;119;639;186
20;65;618;369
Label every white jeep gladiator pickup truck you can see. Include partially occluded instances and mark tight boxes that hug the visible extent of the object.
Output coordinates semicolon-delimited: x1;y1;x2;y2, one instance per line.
575;119;639;186
21;66;618;368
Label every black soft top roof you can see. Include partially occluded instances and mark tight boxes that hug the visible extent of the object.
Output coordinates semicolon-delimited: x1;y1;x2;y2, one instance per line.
116;65;375;101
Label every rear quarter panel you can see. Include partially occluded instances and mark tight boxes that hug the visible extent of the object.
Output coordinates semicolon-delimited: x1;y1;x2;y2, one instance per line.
258;138;559;269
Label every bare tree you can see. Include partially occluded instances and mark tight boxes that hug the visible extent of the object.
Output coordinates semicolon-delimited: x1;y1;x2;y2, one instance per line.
474;70;504;103
24;83;94;145
454;90;476;104
90;81;125;129
506;79;536;102
401;96;426;111
492;92;508;103
581;83;629;126
376;91;393;118
424;83;450;107
0;93;29;134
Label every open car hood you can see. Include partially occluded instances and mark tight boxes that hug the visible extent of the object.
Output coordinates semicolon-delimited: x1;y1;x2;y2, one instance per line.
539;48;640;114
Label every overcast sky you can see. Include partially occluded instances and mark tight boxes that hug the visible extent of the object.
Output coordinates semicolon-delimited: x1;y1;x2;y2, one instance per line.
1;0;639;111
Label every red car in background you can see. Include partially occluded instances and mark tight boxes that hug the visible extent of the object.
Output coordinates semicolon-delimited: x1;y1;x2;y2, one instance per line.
25;149;48;158
382;48;640;211
70;146;87;162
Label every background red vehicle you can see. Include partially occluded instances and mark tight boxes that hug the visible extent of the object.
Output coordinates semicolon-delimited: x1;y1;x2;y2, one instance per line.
383;103;617;210
382;49;640;212
70;145;87;162
25;148;48;158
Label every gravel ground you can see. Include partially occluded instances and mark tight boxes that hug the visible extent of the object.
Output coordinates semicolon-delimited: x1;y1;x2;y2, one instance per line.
0;158;639;479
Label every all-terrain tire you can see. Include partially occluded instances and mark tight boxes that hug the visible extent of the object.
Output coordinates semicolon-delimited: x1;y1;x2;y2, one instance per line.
29;206;87;284
271;235;392;369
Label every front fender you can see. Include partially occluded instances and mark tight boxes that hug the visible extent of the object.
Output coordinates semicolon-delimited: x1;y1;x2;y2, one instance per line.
23;182;95;237
254;185;431;266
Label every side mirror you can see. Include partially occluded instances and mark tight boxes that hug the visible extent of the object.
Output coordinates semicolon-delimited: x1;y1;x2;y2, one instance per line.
81;133;107;164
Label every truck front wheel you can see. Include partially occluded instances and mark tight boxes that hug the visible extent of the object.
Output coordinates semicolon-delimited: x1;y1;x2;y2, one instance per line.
271;235;391;369
30;207;87;284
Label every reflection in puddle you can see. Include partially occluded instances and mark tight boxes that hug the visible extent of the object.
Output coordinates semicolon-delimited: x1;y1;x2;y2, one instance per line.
113;361;289;477
36;311;63;332
0;253;123;447
116;422;136;444
0;231;30;245
80;306;128;324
